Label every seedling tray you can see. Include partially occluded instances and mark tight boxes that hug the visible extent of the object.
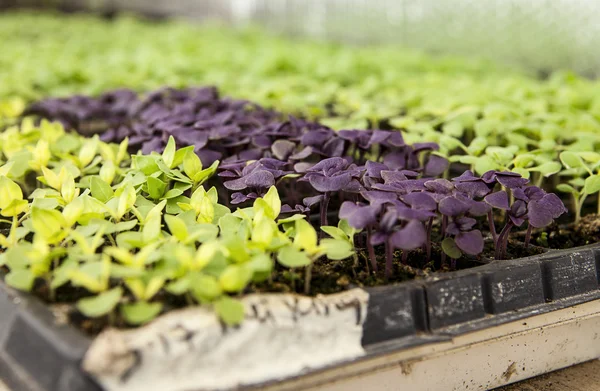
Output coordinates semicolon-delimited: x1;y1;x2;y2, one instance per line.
2;243;600;391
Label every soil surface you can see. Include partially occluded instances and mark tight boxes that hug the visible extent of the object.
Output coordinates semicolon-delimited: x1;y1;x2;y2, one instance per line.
514;214;600;249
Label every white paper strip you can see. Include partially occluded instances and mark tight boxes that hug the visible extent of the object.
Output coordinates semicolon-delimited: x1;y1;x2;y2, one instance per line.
82;289;369;391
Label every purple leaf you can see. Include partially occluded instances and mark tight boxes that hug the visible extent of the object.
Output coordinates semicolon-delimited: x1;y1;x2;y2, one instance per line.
244;170;275;189
307;172;352;192
361;190;397;204
424;179;454;194
455;180;492;198
495;171;529;189
453;170;479;182
401;192;437;211
528;194;567;227
390;220;427;250
455;230;484;255
424;155;449;176
303;195;324;207
271;139;296;160
439;196;470;216
339;202;380;229
365;161;388;178
484;190;510;210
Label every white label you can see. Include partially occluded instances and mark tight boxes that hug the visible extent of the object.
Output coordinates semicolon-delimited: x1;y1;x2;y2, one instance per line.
83;289;369;391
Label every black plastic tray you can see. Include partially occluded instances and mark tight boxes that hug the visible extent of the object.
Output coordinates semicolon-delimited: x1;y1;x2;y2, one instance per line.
2;244;600;391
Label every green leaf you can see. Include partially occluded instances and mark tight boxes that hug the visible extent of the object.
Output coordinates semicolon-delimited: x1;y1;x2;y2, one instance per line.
485;146;514;165
0;176;23;210
172;145;195;168
5;269;35;291
192;160;219;185
294;219;318;252
262;186;281;218
439;135;464;151
190;274;222;302
530;161;562;177
277;246;312;268
165;276;191;295
560;151;584;169
162;136;176;168
76;287;123;318
584;175;600;195
146;177;167;199
32;197;59;210
511;167;530;179
219;265;253;292
579;152;600;164
442;121;463;137
556;184;579;194
441;237;462;259
164;215;188;241
1;199;28;217
321;238;353;260
90;176;114;203
474;156;500;175
251;217;275;248
163;188;183;199
31;207;64;239
467;137;488;156
247;253;273;274
219;214;241;234
121;302;163;325
512;153;536;168
183;150;202;179
214;296;245;326
133;155;160;175
339;219;357;237
321;226;347;241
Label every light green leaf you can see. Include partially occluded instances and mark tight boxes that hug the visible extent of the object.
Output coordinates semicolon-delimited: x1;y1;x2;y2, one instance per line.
442;237;462;259
190;274;222;302
530;161;562;177
163;188;183;199
164;215;189;241
219;265;253;292
277;246;311;268
192;160;219;185
133;155;160;175
214;296;245;326
474;156;500;175
91;176;114;203
556;184;579;194
172;145;195;169
31;207;64;239
262;186;281;218
183;150;202;179
165;276;191;295
76;287;123;318
584;175;600;195
146;177;167;199
560;151;584;169
321;238;353;260
251;217;274;248
162;136;176;168
5;269;35;291
321;226;347;241
0;176;23;210
294;219;318;252
121;302;163;325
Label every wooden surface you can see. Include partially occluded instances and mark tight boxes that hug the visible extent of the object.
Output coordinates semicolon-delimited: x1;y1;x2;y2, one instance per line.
499;359;600;391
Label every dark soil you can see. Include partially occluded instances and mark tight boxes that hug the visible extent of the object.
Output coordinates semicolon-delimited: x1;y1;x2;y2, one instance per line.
513;214;600;249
